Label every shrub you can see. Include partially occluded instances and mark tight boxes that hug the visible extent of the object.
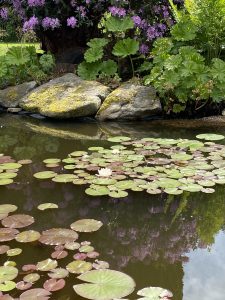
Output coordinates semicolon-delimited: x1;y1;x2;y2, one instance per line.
0;46;55;89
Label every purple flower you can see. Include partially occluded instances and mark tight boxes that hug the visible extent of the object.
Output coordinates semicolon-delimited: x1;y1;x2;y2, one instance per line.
109;6;126;17
139;44;149;55
0;7;8;20
67;16;77;28
42;17;60;30
28;0;45;7
132;15;142;27
23;16;39;32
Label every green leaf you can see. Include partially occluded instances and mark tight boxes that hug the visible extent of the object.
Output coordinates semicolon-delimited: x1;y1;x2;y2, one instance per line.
171;17;197;41
113;38;139;58
105;16;134;32
84;47;104;63
6;47;30;66
39;54;55;73
73;269;136;300
138;61;153;73
172;103;186;113
77;62;101;80
87;38;109;48
100;60;118;76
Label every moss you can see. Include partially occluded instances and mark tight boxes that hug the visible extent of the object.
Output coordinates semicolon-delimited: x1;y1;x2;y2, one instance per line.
6;88;18;101
97;84;138;113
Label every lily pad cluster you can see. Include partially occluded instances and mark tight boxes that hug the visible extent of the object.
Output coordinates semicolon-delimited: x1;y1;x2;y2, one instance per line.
0;154;25;186
33;134;225;197
0;204;173;299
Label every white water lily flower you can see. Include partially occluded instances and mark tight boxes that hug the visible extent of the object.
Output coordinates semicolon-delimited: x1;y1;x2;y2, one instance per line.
112;149;120;154
97;168;112;177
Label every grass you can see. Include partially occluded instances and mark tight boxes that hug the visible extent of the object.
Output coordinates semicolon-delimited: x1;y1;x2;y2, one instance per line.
0;43;42;56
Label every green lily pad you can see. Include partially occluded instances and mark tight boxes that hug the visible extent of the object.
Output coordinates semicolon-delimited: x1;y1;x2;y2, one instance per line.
52;174;77;183
0;179;13;185
0;205;17;215
92;178;116;186
107;136;131;143
66;260;92;274
48;268;69;279
43;158;61;164
108;190;128;198
0;266;18;283
115;180;134;190
15;230;41;243
171;153;193;161
137;286;173;299
164;188;183;195
23;273;40;283
70;151;88;157
79;245;95;253
34;171;57;179
85;186;109;196
0;173;17;179
73;269;135;300
7;248;22;256
0;163;22;170
71;219;103;233
37;203;59;210
196;133;225;141
0;280;16;292
37;259;58;271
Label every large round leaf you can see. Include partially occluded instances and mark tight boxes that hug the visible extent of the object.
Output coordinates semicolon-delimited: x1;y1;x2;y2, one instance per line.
0;266;18;283
73;269;135;300
196;133;224;141
39;228;78;245
70;219;103;233
2;214;34;229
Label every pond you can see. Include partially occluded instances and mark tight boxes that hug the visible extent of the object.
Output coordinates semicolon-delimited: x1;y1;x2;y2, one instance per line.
0;113;225;300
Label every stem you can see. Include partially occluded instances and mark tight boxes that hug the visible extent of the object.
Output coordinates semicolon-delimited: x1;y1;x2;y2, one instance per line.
129;55;135;78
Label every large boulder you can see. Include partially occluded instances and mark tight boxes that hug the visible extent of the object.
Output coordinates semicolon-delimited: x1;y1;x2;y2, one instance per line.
20;74;110;119
96;82;161;121
0;81;37;108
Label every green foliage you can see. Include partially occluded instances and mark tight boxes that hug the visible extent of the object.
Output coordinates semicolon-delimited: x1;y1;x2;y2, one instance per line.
78;16;139;81
112;38;139;58
0;46;55;88
104;16;134;32
145;38;225;113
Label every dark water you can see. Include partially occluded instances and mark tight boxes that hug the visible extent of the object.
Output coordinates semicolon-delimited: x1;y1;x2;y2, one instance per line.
1;114;225;300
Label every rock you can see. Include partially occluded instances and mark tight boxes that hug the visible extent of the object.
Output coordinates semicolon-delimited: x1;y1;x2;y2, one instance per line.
20;74;110;119
0;81;37;108
7;108;22;113
96;82;161;121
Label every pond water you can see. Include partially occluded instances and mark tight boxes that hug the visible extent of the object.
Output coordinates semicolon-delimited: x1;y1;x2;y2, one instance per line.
1;113;225;299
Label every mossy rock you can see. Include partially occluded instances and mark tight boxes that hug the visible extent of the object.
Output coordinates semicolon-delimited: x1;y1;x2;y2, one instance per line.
96;82;161;121
0;81;37;108
19;74;110;119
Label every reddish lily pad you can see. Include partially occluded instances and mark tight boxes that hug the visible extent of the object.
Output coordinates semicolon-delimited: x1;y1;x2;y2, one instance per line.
20;288;52;300
0;228;19;242
39;228;78;245
2;214;34;229
43;278;65;292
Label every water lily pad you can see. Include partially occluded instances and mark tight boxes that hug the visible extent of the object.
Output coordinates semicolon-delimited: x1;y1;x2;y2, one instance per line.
0;179;13;185
18;159;32;165
2;214;34;229
43;158;61;164
107;136;131;143
70;151;88;157
65;242;80;250
0;245;10;254
0;173;17;179
85;186;109;196
20;288;51;300
48;268;69;279
73;269;135;300
16;281;32;290
71;219;103;233
37;203;59;211
43;278;65;292
0;280;16;292
66;260;92;274
7;248;22;256
0;205;17;215
22;264;37;272
164;188;183;195
51;250;68;260
171;154;193;161
0;266;18;283
137;286;173;299
39;228;78;245
92;260;109;270
88;147;104;151
92;178;116;186
37;259;58;272
52;174;77;183
79;245;94;253
33;171;57;179
0;228;19;242
108;190;128;198
196;133;224;141
115;180;134;190
73;253;87;260
0;163;22;170
23;273;40;283
15;230;41;243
